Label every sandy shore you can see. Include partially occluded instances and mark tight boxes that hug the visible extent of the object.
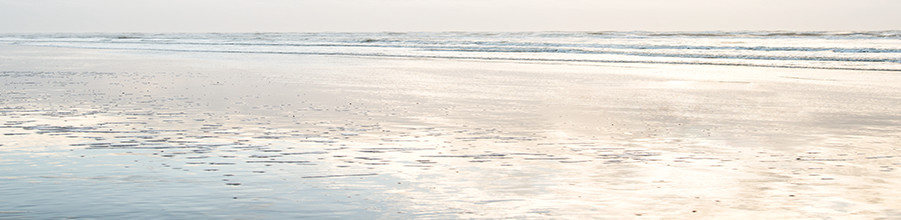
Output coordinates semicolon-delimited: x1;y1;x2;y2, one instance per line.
1;44;900;218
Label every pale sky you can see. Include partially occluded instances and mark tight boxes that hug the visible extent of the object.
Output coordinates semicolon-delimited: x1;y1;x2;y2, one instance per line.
1;0;899;32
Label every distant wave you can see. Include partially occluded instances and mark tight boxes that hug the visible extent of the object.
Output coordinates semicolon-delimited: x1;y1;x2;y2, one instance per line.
422;47;901;63
2;31;900;71
7;44;897;72
586;31;901;38
8;39;901;55
5;30;901;39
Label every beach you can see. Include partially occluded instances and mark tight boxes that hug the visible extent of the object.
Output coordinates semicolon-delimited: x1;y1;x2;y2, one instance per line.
1;40;900;219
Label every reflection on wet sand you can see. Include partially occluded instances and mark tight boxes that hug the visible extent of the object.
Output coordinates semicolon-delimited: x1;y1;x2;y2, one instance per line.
1;45;901;218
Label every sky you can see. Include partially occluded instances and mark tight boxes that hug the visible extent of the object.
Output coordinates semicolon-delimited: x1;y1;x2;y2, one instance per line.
0;0;899;32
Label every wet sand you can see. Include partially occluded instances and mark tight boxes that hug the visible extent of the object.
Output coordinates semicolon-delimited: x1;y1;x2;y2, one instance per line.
1;45;900;219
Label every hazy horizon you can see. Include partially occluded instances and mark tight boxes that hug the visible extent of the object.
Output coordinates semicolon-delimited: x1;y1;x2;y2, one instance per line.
3;30;901;34
2;0;900;33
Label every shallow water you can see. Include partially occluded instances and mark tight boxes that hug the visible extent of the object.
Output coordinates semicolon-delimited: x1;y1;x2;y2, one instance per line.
1;44;901;218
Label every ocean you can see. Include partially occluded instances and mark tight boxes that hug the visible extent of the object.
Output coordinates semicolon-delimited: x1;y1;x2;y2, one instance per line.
3;31;901;71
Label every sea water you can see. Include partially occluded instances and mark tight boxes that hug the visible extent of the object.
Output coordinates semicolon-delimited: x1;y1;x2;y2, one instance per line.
2;31;901;71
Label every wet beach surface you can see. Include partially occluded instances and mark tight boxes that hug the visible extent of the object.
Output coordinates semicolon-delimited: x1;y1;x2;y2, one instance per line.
1;45;900;218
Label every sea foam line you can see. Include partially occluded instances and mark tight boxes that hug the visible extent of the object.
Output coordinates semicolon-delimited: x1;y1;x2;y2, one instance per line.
7;43;901;72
